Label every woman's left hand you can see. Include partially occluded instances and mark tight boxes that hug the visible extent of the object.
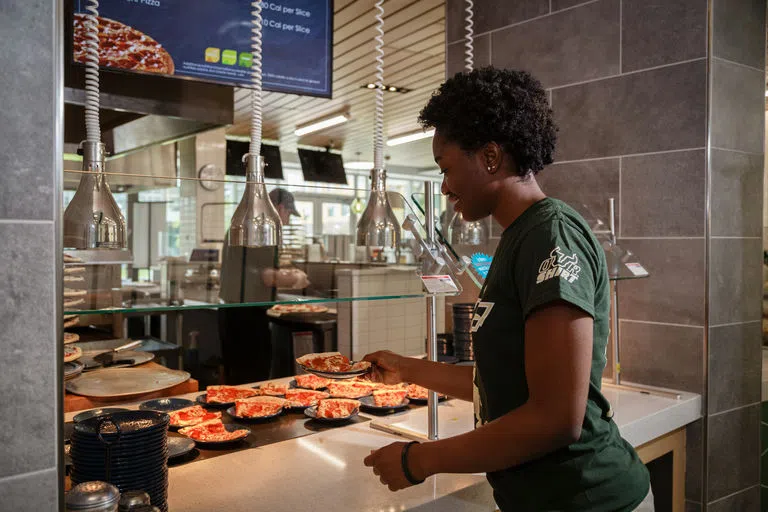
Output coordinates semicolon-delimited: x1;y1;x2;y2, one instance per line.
364;442;426;491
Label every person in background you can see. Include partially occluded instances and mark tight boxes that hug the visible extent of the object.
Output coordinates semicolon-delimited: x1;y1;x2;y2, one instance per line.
218;188;308;384
363;68;653;511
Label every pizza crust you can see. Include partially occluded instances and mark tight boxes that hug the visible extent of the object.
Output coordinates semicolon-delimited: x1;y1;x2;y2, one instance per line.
64;345;82;363
64;332;80;344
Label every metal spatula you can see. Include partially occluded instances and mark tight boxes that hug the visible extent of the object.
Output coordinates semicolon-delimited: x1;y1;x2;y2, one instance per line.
93;339;144;366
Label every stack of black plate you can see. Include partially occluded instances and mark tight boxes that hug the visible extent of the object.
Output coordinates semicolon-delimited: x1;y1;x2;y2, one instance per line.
452;303;476;361
70;411;170;512
437;333;454;357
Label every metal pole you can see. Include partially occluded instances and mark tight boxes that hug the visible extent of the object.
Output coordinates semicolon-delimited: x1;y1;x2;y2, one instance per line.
424;182;438;440
608;198;620;385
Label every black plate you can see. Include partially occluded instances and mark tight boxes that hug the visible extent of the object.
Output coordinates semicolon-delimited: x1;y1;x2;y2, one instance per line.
225;406;283;422
72;408;130;423
168;437;196;459
74;411;169;437
407;395;448;405
181;424;251;447
359;395;410;412
195;394;234;409
139;398;195;413
298;363;372;380
304;405;359;423
70;432;167;449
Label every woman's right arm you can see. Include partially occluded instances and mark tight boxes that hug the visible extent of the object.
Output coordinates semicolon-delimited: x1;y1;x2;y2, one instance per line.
363;350;474;402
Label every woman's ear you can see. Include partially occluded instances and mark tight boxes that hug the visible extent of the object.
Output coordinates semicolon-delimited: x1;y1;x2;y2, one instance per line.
482;142;502;174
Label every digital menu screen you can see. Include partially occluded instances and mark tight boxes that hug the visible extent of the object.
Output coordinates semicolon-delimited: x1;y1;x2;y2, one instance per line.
72;0;333;97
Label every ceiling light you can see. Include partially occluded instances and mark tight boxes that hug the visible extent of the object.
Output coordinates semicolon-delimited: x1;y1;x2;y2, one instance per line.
366;83;376;89
345;161;375;170
295;113;349;136
386;129;435;147
360;84;410;93
765;90;767;97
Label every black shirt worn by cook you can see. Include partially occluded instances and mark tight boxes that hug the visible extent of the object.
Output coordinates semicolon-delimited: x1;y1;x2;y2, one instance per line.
472;198;649;511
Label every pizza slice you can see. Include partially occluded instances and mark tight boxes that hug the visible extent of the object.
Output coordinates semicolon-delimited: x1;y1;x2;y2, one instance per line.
327;381;375;399
296;352;371;374
178;419;249;442
316;398;360;419
255;382;289;396
234;396;286;418
168;405;222;428
284;388;329;408
294;374;332;390
64;345;82;363
406;384;447;400
372;388;408;408
206;385;258;404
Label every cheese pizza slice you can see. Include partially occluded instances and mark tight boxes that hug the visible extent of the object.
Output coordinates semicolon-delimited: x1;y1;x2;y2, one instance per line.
206;385;258;404
178;419;249;442
372;388;408;408
234;396;286;418
294;373;332;390
284;388;330;408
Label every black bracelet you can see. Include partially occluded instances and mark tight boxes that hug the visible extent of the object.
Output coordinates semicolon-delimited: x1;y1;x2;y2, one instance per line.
401;441;426;485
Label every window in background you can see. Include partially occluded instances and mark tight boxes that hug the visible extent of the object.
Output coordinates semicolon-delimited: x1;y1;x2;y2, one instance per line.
294;200;314;239
322;202;351;235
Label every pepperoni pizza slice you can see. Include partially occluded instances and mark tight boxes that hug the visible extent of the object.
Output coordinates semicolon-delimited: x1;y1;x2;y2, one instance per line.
316;398;360;419
372;388;408;408
327;380;375;399
234;396;286;418
294;373;331;390
178;419;249;443
206;385;258;404
284;388;329;408
168;405;222;428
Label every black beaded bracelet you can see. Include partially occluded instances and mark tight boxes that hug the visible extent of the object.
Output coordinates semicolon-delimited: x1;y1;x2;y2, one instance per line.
401;441;425;485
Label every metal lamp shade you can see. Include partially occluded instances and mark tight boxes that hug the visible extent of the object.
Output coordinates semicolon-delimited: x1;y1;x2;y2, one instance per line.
356;168;401;250
63;142;127;250
229;154;282;247
449;211;487;246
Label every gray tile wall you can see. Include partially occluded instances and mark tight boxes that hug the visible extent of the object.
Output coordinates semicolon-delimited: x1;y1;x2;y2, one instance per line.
706;1;766;509
446;0;764;509
0;0;62;509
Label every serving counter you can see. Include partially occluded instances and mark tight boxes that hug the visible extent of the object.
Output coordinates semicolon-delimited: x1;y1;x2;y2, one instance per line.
65;378;701;512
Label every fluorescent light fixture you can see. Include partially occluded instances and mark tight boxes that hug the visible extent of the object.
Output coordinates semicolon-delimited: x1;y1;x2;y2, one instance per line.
765;90;768;97
386;128;435;147
295;113;349;136
345;161;374;170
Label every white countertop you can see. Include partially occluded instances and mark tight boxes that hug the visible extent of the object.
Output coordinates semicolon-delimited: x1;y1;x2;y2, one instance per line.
66;378;701;512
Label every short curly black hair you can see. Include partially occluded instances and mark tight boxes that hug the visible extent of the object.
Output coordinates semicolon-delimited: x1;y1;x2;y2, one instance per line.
418;67;557;176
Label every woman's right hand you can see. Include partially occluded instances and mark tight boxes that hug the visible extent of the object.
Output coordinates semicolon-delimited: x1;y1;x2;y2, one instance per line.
363;350;408;385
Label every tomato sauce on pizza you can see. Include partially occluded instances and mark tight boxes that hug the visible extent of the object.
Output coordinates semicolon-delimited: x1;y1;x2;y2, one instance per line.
206;385;258;404
316;399;360;419
168;405;221;428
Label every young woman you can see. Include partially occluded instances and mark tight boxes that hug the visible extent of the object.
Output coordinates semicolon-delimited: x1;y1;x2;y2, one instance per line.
363;68;652;511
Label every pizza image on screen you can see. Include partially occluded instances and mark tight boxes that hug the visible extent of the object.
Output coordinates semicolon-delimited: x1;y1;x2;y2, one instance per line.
73;13;175;75
168;405;222;428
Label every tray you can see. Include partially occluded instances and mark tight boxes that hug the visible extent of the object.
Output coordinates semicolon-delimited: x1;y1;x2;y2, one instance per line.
66;367;190;398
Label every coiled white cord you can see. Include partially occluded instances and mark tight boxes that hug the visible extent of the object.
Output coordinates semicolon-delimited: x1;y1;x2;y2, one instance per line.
84;0;101;144
249;0;264;157
373;0;385;170
464;0;474;72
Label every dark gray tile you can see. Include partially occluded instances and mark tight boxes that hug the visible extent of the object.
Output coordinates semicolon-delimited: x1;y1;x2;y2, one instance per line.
552;0;594;11
447;0;549;43
707;405;760;501
711;58;765;154
538;158;619;230
708;323;762;414
713;0;766;70
711;149;764;238
685;419;703;503
685;502;701;512
0;223;56;478
616;238;705;326
491;0;619;89
0;0;55;220
620;321;703;393
710;238;762;325
446;35;491;78
0;468;59;510
553;60;706;161
621;0;707;73
621;150;705;237
708;485;760;512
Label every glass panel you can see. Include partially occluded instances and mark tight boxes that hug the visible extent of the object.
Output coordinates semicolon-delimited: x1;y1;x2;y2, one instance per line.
321;202;351;235
62;170;431;315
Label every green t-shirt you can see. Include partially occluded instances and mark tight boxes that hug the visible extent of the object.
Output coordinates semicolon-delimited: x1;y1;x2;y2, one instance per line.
471;198;649;511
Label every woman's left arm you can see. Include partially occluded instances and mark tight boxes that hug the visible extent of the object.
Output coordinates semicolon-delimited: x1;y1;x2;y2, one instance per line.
364;300;593;490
